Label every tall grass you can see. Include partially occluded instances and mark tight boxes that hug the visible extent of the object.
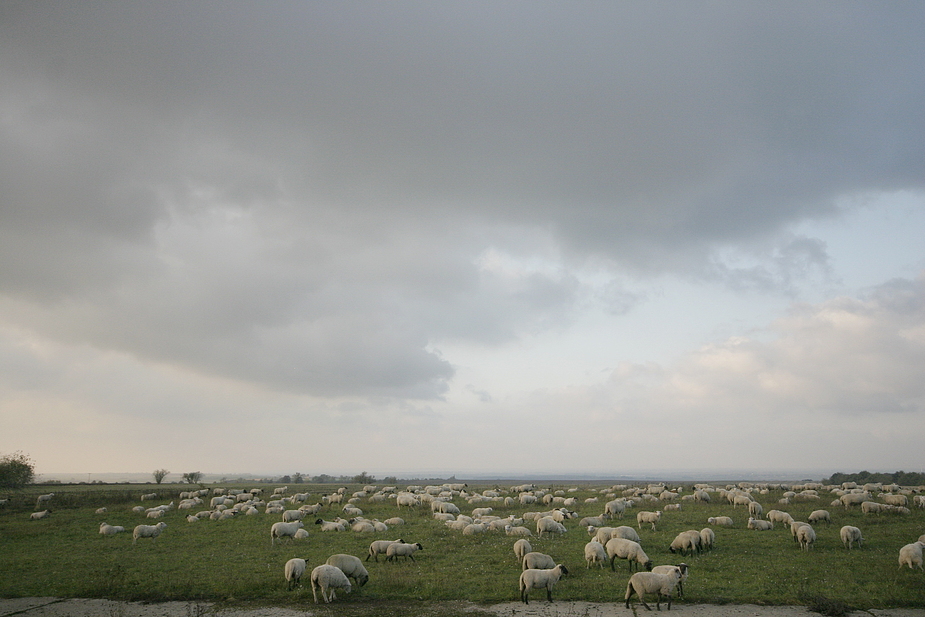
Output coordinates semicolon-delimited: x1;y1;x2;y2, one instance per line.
1;483;923;610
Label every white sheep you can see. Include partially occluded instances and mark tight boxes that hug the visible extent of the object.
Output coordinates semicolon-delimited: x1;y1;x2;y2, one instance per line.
652;563;689;598
625;566;682;610
898;541;924;570
796;524;816;550
519;564;568;604
284;558;306;590
807;510;831;525
536;516;566;538
367;539;405;562
270;521;305;545
747;517;773;531
604;499;627;519
35;493;54;509
669;530;701;556
707;516;734;527
699;527;715;552
840;525;863;550
522;551;556;570
611;525;642;543
766;510;794;526
30;510;51;520
325;554;369;587
310;564;352;603
605;537;653;572
505;525;533;537
282;509;304;522
315;518;345;532
584;540;608;568
132;522;167;545
790;521;811;543
513;539;533;563
385;541;423;562
99;523;125;535
636;510;661;531
748;501;763;518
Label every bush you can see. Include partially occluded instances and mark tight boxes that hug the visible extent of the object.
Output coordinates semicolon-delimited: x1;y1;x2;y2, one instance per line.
0;451;35;490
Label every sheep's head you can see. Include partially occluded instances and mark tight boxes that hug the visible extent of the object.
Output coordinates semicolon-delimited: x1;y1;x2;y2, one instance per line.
644;560;653;571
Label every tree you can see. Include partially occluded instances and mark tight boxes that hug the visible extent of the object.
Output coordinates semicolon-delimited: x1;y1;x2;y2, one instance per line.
153;469;170;484
182;471;203;484
0;451;35;489
293;472;304;484
353;471;375;484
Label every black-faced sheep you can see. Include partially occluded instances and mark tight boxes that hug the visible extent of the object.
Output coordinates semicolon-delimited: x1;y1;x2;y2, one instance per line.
385;541;423;562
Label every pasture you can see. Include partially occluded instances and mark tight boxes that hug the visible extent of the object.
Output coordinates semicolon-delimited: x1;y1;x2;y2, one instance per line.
1;482;923;612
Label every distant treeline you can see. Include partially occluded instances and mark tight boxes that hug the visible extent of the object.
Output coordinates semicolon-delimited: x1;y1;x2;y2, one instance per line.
825;470;925;486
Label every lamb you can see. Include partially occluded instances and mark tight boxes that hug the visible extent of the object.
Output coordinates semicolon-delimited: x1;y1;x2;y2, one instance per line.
325;554;369;587
367;538;405;562
584;540;608;568
840;525;863;550
284;558;306;590
898;541;924;570
522;552;556;570
310;564;352;603
513;539;533;563
747;517;773;531
99;523;125;535
605;537;653;572
270;521;305;545
132;522;167;544
652;563;689;598
519;564;568;604
636;510;661;531
385;541;423;562
624;566;682;610
707;516;734;527
796;524;816;550
807;510;831;525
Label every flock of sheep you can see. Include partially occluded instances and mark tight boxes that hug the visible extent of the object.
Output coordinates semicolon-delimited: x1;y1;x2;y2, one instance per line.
14;479;925;607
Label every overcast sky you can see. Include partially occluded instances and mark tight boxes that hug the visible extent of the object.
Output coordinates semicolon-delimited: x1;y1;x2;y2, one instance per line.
2;1;924;480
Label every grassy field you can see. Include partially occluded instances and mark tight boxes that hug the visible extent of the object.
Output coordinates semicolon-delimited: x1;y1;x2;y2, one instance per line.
1;482;923;612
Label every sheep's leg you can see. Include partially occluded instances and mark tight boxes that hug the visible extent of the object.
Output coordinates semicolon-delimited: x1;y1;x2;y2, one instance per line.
546;587;553;603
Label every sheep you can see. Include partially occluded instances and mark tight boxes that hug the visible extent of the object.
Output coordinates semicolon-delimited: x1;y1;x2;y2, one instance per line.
284;558;306;590
536;516;566;538
747;517;773;531
898;541;924;570
519;564;568;604
99;523;125;535
861;501;883;515
579;516;607;528
669;530;701;556
35;493;54;509
807;510;831;525
604;498;627;519
310;564;352;603
325;554;369;587
293;529;309;539
707;516;734;527
132;522;167;545
30;510;51;520
636;510;661;531
282;509;304;522
270;521;305;545
624;566;683;611
766;510;794;526
385;541;423;562
367;538;405;562
513;539;533;562
605;537;653;572
351;520;376;533
790;521;811;543
315;518;345;532
505;525;533;537
840;525;863;550
699;527;715;552
748;501;763;518
522;552;556;570
652;563;689;598
611;525;642;543
796;524;816;550
585;540;608;568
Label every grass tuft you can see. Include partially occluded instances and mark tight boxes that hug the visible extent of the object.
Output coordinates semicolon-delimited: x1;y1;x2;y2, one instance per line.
800;593;854;617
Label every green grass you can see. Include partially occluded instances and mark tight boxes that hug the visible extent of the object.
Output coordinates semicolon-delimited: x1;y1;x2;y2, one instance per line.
1;483;924;611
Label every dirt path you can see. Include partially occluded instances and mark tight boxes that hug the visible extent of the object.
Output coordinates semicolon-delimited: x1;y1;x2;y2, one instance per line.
2;598;925;617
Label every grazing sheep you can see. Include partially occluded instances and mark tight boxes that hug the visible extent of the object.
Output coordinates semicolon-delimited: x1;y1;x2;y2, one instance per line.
325;554;369;587
748;501;763;518
699;528;715;552
536;516;567;538
284;558;306;590
367;539;405;562
707;516;734;527
519;564;568;604
636;510;661;531
132;522;167;545
624;566;683;611
310;564;352;603
604;499;627;519
861;501;883;515
605;537;653;572
585;540;607;569
270;521;305;545
766;510;794;526
611;525;642;543
808;510;831;525
30;510;51;520
385;541;423;562
790;521;811;543
747;517;773;531
513;539;533;562
840;525;863;550
796;524;816;550
522;552;556;570
652;563;689;598
898;542;924;570
99;523;125;535
669;530;701;556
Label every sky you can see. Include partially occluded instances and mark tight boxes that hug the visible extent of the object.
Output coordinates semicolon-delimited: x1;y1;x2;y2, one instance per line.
2;1;924;481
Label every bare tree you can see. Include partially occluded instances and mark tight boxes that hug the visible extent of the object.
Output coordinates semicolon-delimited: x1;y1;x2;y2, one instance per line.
153;469;170;484
182;471;203;484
